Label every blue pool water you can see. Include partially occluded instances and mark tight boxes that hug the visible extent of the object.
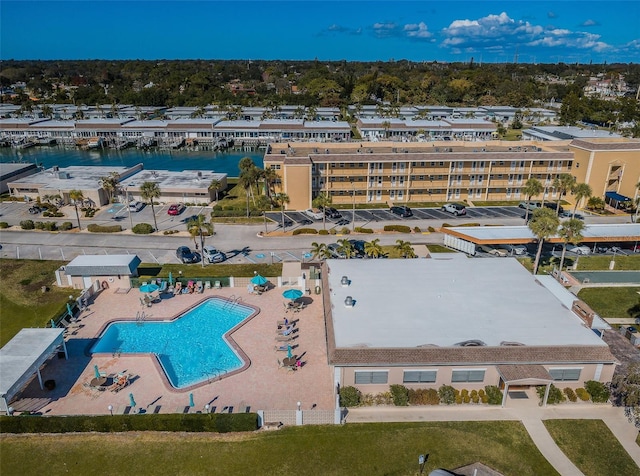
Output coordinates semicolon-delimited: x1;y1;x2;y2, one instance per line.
91;298;255;388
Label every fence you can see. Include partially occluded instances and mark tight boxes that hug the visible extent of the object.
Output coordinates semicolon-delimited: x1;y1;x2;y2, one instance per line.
259;409;339;426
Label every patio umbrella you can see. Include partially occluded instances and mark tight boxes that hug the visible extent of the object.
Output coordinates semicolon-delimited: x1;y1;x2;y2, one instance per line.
139;283;160;293
287;345;293;359
189;393;195;407
251;274;268;286
94;365;101;379
282;289;303;300
67;302;73;318
168;272;173;285
129;392;136;408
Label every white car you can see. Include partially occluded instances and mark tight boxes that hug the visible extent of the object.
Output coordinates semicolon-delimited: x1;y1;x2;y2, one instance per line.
566;244;591;255
128;201;145;212
498;244;527;255
202;245;226;263
304;208;324;220
518;201;541;211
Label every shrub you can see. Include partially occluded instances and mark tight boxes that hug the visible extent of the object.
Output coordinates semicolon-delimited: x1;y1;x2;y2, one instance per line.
340;227;350;235
20;220;35;230
0;222;9;228
87;224;122;233
42;221;58;231
318;229;329;235
354;227;374;234
132;223;154;234
484;386;503;405
59;221;73;231
292;228;318;235
585;380;610;403
441;223;453;228
471;393;480;404
384;225;411;233
438;385;456;405
389;384;409;406
576;388;590;401
455;395;463;404
563;387;577;402
43;211;65;217
408;388;440;405
428;226;435;232
163;230;179;235
83;208;96;217
413;226;421;233
373;392;393;405
460;389;469;398
19;279;32;286
339;386;362;407
463;394;471;403
536;384;565;404
480;394;489;404
478;389;485;398
34;221;45;230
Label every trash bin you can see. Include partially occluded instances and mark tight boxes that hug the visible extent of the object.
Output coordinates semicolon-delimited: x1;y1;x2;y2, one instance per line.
315;285;321;295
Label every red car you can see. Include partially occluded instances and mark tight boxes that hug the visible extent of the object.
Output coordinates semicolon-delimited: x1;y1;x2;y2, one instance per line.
167;204;185;215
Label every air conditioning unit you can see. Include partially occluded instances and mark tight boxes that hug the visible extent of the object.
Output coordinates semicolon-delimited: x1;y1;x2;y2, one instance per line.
58;172;70;179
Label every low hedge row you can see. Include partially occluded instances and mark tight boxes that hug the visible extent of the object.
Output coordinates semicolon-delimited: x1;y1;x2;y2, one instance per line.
384;225;411;233
354;227;373;234
292;228;318;235
341;384;503;407
87;224;123;233
0;413;258;434
132;223;154;234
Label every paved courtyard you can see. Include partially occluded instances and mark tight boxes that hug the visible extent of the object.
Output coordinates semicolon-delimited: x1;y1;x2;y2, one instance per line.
16;284;335;415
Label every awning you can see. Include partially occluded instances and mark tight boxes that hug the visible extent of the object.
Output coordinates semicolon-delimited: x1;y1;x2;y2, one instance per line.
605;191;632;202
496;364;554;385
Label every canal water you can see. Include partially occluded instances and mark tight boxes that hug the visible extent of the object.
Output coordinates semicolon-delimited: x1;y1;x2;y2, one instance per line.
0;146;264;177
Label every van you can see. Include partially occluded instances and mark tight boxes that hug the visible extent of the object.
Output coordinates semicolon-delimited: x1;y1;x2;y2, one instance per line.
128;201;145;212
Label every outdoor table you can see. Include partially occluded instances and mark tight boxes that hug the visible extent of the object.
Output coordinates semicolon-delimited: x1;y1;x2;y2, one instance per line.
282;357;297;367
90;376;107;387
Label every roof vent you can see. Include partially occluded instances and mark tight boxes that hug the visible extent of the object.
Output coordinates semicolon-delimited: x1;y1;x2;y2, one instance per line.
454;340;487;347
500;341;525;346
344;296;354;308
340;276;350;287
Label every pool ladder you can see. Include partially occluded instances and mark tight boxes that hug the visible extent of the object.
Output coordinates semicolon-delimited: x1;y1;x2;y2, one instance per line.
136;311;146;325
225;295;243;309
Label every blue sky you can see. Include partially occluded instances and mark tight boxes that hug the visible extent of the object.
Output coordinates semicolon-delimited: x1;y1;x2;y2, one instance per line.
1;1;639;63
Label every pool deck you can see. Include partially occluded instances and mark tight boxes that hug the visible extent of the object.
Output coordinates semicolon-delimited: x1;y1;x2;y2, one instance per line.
16;285;335;415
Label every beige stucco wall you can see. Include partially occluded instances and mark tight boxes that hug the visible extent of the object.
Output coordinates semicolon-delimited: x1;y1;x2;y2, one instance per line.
284;164;311;210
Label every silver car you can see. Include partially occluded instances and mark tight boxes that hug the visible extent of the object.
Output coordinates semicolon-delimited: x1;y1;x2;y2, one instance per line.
202;245;227;263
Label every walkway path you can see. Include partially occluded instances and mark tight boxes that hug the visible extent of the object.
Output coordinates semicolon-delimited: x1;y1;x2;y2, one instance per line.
346;404;640;475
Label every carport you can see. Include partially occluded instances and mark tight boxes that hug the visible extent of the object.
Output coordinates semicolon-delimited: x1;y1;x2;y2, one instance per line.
497;364;554;407
605;191;632;210
0;328;67;413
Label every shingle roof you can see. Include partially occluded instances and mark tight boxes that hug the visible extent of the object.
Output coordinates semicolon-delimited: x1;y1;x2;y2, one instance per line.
496;364;553;382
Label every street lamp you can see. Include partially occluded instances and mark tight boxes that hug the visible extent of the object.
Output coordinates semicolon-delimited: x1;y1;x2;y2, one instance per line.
108;404;113;416
126;185;133;231
350;179;355;231
205;404;210;414
297;401;301;412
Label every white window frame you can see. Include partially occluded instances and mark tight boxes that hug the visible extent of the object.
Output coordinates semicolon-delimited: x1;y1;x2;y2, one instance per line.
403;370;437;384
451;369;486;383
549;368;582;381
355;370;388;385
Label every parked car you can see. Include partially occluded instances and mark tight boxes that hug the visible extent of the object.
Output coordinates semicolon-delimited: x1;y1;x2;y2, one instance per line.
498;244;528;255
390;205;413;217
560;211;584;220
442;203;467;216
518;201;541;211
566;244;591;255
202;245;226;263
128;201;145;212
544;202;565;214
304;208;324;220
168;203;185;216
322;206;342;219
348;239;367;257
477;245;508;257
176;246;199;263
327;243;346;259
28;206;42;214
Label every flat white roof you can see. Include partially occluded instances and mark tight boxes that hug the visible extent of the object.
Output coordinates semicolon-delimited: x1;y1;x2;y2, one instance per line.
445;224;640;242
327;258;606;348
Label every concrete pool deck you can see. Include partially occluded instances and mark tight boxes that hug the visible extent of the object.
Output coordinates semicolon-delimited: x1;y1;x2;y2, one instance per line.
15;285;335;415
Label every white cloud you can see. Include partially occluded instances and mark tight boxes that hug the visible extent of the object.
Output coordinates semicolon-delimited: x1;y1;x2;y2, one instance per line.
581;19;598;27
404;22;432;39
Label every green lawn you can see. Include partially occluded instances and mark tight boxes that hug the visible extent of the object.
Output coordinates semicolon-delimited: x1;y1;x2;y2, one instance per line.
576;255;640;271
544;420;639;476
137;263;283;279
577;287;640;319
427;244;458;253
0;421;558;476
0;259;79;347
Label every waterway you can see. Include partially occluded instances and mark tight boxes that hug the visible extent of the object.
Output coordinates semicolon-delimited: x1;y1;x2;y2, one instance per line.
0;146;264;177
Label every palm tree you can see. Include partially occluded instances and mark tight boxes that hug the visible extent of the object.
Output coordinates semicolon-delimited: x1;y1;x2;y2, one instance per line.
395;239;416;258
528;208;560;275
262;167;279;199
571;183;592;215
208;178;222;203
312;192;332;231
552;173;576;216
140;181;161;232
310;242;331;260
69;189;84;231
337;239;355;259
557;218;585;279
99;171;120;203
522;178;543;222
238;157;259;205
274;192;290;230
364;238;384;259
187;214;214;268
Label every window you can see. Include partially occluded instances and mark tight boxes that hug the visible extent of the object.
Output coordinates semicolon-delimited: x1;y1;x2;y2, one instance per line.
403;370;437;384
549;368;581;381
451;369;485;383
355;371;388;384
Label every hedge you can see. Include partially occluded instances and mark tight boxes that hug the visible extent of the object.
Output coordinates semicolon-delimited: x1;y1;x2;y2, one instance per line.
585;380;610;403
390;384;409;406
292;228;318;235
0;222;8;229
87;224;123;233
132;223;154;234
59;221;73;231
20;220;35;230
536;384;565;404
339;386;362;407
354;227;373;234
384;225;411;233
0;413;258;434
484;385;503;405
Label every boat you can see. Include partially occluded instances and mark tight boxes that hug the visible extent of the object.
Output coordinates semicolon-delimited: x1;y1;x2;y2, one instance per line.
36;137;57;146
86;137;104;149
11;138;37;149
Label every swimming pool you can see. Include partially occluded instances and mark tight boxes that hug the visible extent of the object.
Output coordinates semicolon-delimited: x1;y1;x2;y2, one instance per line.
91;297;256;388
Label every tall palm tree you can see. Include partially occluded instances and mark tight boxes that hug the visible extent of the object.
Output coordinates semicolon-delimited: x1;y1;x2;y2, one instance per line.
395;239;416;258
261;167;279;199
528;208;560;275
337;239;355;259
274;192;290;230
69;189;84;231
557;219;585;279
187;214;214;268
312;192;332;231
571;183;592;215
310;242;331;260
99;171;120;203
552;173;576;215
522;178;543;222
238;157;259;205
140;181;161;232
364;238;384;259
208;178;222;203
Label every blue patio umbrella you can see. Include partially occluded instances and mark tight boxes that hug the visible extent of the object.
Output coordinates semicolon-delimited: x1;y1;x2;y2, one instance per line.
251;274;268;286
129;392;136;408
168;272;173;285
94;365;101;379
67;302;73;318
287;345;293;359
189;393;195;407
50;319;56;328
139;283;160;293
282;289;303;300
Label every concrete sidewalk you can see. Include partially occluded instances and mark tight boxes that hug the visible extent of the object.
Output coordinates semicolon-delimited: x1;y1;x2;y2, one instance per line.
346;404;640;474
